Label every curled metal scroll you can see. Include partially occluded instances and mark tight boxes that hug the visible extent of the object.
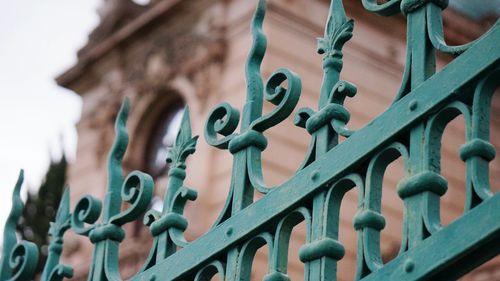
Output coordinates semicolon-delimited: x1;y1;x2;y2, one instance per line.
72;195;102;236
205;0;302;196
204;102;240;149
0;171;39;281
1;0;498;280
109;171;154;226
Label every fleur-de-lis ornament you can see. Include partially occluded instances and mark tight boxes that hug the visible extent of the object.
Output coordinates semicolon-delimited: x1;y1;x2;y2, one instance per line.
295;0;357;168
41;188;73;281
142;106;198;266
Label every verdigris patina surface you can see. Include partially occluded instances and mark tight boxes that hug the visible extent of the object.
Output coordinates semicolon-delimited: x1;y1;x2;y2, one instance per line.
1;0;499;280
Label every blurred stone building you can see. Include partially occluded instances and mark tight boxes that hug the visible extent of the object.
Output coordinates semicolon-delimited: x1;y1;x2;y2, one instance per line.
56;0;499;280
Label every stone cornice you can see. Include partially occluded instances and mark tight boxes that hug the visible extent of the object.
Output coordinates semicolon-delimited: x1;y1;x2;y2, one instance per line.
56;0;493;93
56;0;184;90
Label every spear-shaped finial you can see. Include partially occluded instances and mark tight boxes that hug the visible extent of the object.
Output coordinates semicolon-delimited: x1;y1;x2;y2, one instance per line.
317;0;354;106
49;187;71;239
0;170;25;280
166;106;198;171
42;187;73;281
317;0;353;61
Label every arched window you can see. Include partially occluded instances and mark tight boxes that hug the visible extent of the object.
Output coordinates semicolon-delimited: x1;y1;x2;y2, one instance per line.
146;100;184;178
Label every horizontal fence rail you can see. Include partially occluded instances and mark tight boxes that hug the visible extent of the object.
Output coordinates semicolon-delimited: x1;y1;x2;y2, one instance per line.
1;0;499;280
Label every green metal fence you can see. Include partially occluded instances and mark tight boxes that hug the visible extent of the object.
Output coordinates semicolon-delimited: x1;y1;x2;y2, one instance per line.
1;0;499;280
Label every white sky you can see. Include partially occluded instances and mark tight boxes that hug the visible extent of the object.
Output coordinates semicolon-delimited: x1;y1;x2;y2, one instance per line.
0;0;101;232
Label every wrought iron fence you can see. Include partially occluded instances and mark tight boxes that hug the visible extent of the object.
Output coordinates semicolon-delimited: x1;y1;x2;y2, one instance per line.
1;0;499;280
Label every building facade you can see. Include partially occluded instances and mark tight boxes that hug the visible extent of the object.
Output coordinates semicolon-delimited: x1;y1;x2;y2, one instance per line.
56;0;499;280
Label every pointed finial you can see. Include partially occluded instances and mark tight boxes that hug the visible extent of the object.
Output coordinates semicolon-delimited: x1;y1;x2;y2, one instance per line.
54;187;71;229
244;0;267;125
1;170;26;280
7;169;24;228
12;169;24;213
174;106;193;146
105;97;131;221
324;0;348;37
167;106;198;170
111;97;131;160
317;0;353;59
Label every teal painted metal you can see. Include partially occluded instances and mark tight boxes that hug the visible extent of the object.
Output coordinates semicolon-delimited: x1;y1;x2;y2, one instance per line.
1;0;499;280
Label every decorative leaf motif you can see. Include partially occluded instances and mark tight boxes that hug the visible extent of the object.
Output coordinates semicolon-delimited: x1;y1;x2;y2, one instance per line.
1;0;498;280
48;187;71;239
317;20;354;59
140;106;199;266
42;189;73;281
167;106;198;169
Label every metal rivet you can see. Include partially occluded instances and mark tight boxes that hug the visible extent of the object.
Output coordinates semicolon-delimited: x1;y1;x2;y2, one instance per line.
226;227;233;237
310;170;320;182
404;259;414;272
409;100;418;111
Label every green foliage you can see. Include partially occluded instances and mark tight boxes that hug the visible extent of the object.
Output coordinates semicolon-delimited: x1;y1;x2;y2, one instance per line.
16;155;67;274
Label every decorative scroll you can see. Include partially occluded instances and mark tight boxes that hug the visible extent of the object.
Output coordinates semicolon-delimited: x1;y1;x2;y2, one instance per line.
1;0;499;281
0;171;39;281
143;106;198;267
71;98;155;281
204;0;303;234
